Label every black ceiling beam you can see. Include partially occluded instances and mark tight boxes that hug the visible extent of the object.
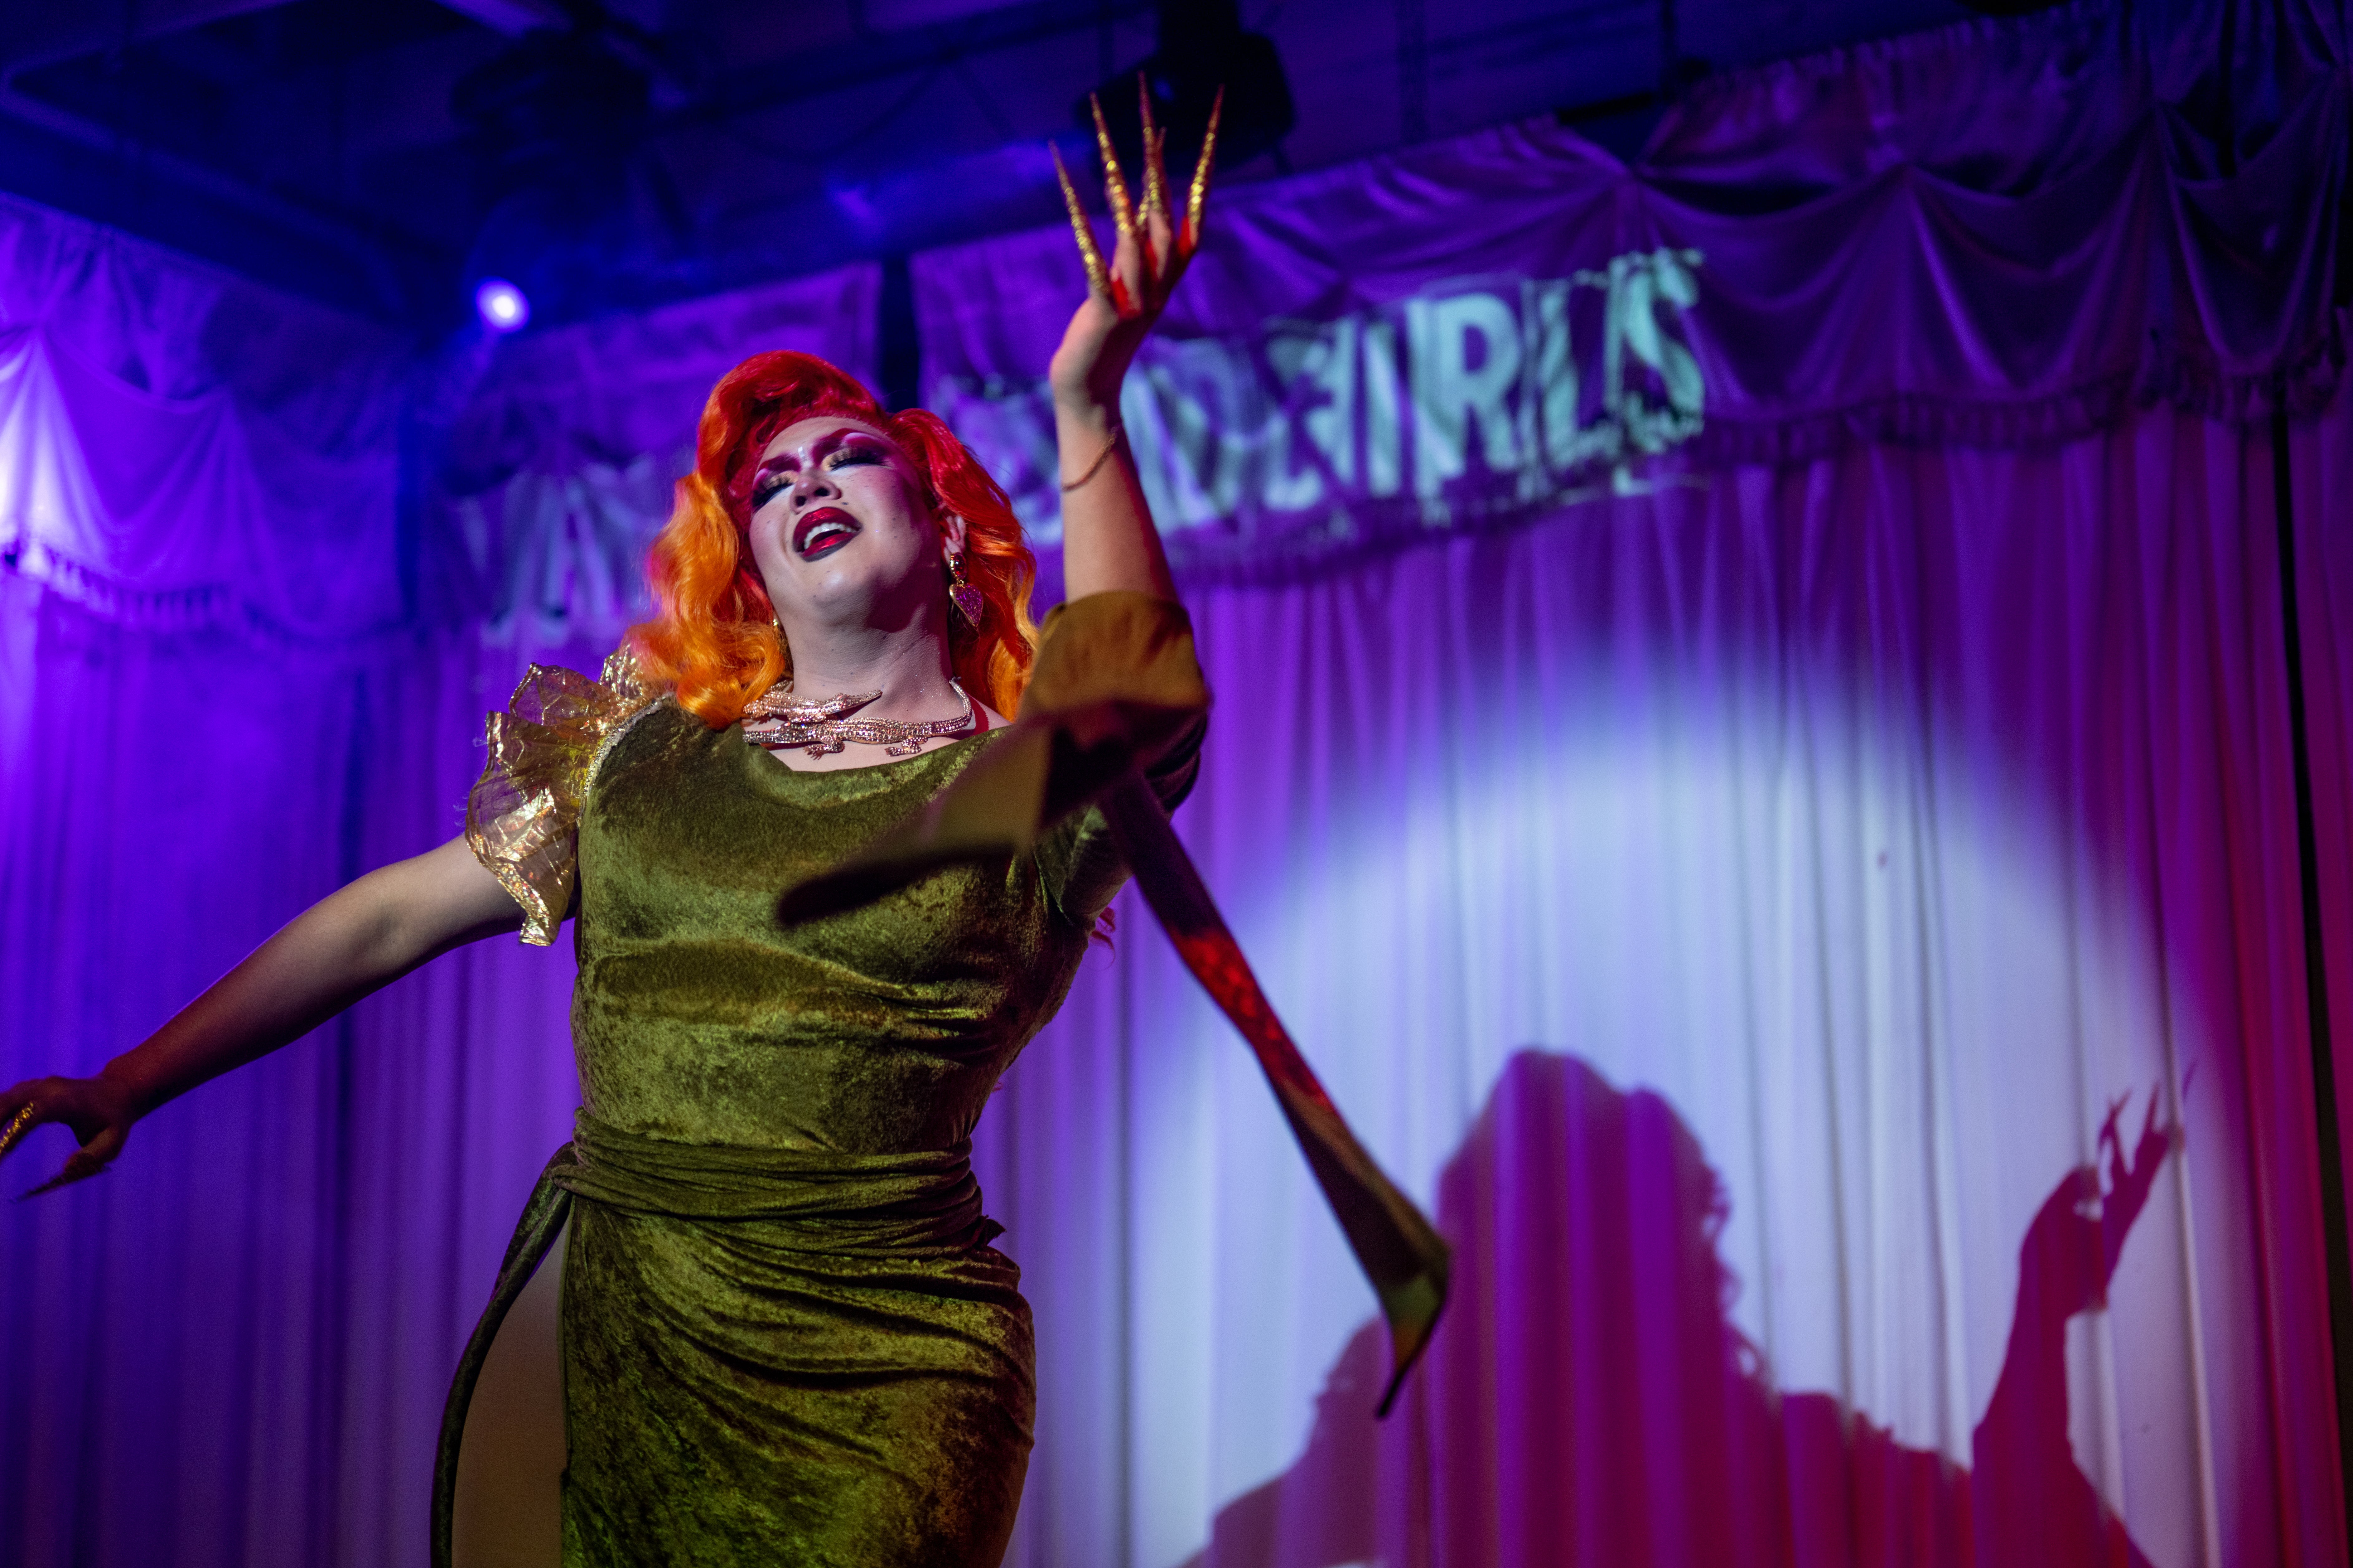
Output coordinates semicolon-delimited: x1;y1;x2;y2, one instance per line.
0;90;466;324
0;0;300;73
659;0;1158;138
0;0;1166;324
0;0;472;323
0;107;413;320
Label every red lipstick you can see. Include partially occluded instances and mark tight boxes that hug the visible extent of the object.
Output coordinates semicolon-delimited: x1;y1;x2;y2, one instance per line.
794;506;859;560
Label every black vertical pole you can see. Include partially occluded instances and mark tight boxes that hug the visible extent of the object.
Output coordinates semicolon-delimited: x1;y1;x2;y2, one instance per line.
2215;2;2238;177
2272;396;2353;1537
1659;0;1680;103
1395;0;1427;144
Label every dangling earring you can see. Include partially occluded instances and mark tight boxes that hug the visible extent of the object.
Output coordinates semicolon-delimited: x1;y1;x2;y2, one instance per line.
947;551;984;627
767;612;790;693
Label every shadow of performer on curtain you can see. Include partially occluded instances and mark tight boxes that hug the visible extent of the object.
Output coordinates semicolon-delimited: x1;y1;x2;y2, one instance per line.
1181;1050;2178;1568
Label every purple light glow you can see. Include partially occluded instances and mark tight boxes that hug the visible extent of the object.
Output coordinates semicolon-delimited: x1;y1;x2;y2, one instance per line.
475;278;530;333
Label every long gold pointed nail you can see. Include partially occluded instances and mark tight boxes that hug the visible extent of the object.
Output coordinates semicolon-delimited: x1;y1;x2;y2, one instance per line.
17;1161;106;1202
0;1105;34;1162
1089;92;1139;251
1149;128;1171;272
1184;85;1224;254
1139;75;1171;237
1051;143;1113;300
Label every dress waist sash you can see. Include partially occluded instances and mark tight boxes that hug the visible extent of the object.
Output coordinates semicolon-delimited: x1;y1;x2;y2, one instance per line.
551;1111;998;1251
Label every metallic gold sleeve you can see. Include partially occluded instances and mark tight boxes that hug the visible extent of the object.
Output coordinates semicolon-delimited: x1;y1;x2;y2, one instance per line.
465;651;657;946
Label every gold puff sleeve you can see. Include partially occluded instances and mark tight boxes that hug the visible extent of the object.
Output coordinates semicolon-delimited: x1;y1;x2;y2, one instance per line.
465;646;657;946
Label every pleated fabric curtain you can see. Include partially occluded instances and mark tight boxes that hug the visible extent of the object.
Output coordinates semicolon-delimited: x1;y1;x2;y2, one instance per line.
7;385;2349;1568
3;9;2352;1564
0;595;587;1562
0;200;879;1563
976;388;2353;1568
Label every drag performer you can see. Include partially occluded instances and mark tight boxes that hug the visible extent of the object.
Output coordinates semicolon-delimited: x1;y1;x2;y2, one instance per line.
0;94;1446;1568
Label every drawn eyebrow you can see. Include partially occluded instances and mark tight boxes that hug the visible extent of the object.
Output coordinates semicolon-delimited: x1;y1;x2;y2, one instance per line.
754;428;883;479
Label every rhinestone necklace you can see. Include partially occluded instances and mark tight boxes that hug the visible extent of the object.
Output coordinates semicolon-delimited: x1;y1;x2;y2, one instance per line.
743;680;979;758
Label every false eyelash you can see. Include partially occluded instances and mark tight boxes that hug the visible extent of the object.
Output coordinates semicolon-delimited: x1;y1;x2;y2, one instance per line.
752;446;883;508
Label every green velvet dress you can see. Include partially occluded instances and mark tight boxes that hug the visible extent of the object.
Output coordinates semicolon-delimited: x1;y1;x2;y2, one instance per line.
436;598;1203;1568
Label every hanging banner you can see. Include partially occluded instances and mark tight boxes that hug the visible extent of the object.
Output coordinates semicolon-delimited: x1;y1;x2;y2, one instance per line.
927;244;1709;578
914;39;2342;580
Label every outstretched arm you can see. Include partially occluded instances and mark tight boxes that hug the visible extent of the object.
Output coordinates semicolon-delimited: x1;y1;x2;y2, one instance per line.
1047;88;1219;602
0;836;524;1191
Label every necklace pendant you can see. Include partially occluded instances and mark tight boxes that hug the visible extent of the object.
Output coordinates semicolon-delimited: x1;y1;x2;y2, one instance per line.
746;678;978;759
746;686;882;725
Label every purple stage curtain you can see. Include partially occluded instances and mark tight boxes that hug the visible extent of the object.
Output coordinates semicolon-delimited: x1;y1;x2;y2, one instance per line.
8;390;2350;1568
0;221;880;1563
3;6;2351;1567
973;384;2353;1568
0;585;589;1561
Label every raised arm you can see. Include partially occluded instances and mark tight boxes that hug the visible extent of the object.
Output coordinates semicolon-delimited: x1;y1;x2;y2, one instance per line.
0;837;524;1193
1047;88;1219;602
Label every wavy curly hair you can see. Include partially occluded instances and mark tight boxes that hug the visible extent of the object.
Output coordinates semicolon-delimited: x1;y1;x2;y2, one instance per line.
630;351;1040;727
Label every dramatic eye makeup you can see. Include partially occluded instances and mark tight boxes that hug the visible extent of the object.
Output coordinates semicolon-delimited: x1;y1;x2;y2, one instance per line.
826;438;887;467
751;432;893;510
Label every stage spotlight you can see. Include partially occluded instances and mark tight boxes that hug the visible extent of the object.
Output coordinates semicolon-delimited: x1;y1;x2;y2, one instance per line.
475;278;532;333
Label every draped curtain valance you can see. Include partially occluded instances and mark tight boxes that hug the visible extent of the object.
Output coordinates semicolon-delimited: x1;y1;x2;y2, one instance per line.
0;196;411;641
917;2;2347;580
0;190;880;646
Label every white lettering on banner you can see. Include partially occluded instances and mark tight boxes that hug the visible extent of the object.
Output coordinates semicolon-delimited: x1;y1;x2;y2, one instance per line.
1364;316;1404;501
927;247;1706;558
1262;316;1357;510
1602;249;1705;461
1409;290;1524;501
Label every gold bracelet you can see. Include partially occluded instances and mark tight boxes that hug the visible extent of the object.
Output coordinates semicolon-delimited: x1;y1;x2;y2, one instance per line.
0;1104;34;1161
1060;420;1126;492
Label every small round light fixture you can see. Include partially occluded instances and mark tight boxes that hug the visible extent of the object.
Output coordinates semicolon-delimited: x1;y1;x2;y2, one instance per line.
475;277;531;333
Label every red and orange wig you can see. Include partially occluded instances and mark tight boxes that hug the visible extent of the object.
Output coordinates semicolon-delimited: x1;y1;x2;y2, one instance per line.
630;351;1040;727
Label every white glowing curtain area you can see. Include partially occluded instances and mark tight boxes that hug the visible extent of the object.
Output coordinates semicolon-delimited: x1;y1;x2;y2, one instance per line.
972;395;2353;1568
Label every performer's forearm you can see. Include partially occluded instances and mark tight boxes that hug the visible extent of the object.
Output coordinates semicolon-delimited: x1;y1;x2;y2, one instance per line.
101;838;521;1117
1056;393;1176;602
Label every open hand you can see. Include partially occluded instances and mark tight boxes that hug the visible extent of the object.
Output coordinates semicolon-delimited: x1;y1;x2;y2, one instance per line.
1046;81;1222;415
0;1071;141;1198
2096;1084;2182;1280
2017;1083;2183;1319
